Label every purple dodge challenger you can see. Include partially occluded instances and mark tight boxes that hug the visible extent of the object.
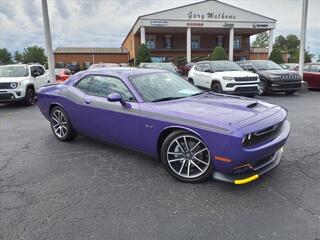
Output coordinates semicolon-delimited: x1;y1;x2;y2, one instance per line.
37;68;290;184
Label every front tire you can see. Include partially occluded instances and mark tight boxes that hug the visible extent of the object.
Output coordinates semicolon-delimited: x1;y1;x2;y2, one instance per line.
24;88;36;106
161;130;212;183
211;82;223;93
188;78;194;85
50;106;77;141
258;81;268;96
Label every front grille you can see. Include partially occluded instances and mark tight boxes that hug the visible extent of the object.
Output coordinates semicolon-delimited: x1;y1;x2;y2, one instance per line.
235;76;258;82
234;86;258;93
243;122;284;148
0;93;15;100
0;83;12;89
279;74;300;80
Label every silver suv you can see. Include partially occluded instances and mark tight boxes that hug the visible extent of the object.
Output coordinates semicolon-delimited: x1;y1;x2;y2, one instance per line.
0;63;49;106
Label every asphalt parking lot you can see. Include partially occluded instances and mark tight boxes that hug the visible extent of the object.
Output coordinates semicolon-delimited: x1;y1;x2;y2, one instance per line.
1;91;320;240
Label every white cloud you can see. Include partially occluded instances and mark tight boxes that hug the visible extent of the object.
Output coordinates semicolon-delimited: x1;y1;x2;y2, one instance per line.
0;0;319;57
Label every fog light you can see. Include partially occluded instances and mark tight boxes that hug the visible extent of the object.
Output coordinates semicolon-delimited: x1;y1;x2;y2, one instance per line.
15;91;21;96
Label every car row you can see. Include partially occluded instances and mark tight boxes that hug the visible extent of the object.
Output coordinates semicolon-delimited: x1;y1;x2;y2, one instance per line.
37;68;290;184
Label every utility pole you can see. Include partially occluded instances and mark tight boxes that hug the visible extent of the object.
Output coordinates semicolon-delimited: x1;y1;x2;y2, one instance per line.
299;0;308;81
41;0;55;82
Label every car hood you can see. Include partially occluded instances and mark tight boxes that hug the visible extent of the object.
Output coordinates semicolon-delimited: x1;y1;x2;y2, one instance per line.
142;92;282;133
259;69;298;75
0;77;28;83
217;71;258;77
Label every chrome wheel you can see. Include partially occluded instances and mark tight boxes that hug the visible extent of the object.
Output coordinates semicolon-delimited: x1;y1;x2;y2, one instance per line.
258;81;267;95
166;135;210;179
51;109;68;139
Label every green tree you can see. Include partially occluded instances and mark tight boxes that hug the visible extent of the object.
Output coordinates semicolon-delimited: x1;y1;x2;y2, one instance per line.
289;49;313;63
286;34;300;50
274;35;287;50
135;44;151;66
14;51;23;62
251;32;269;48
210;46;227;60
269;48;283;64
22;45;46;65
0;48;12;64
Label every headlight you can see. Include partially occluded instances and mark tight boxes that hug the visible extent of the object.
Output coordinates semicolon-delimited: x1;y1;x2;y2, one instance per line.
222;76;234;81
268;74;279;79
10;82;18;89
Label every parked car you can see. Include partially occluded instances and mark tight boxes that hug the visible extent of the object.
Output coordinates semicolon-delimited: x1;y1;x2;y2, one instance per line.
88;63;120;70
0;63;49;106
289;63;320;89
188;61;260;97
37;68;290;184
280;63;298;70
139;62;181;75
55;68;72;82
65;63;81;74
179;62;195;75
237;60;301;95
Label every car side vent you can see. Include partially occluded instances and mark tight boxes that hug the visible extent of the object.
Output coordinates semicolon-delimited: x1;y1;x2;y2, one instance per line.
247;102;258;108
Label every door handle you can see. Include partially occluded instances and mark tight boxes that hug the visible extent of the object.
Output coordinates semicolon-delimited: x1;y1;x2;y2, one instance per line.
84;98;91;104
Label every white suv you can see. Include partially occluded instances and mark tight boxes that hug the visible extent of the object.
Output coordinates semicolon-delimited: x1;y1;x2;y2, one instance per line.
0;63;49;106
188;61;260;97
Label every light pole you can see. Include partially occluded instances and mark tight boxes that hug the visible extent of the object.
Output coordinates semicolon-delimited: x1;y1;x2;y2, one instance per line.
41;0;55;82
299;0;308;81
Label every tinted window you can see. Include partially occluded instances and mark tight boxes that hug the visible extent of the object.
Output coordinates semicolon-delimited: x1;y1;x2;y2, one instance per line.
75;76;94;93
251;61;283;70
88;76;134;101
37;66;45;75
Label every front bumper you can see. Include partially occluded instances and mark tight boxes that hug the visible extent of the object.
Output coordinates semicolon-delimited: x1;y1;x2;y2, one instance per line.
0;91;24;102
268;81;301;92
223;82;260;95
213;148;282;184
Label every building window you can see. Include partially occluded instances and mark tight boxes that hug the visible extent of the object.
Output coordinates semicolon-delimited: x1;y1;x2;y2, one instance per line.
191;36;200;49
234;36;241;49
216;36;224;47
146;35;156;49
164;35;172;49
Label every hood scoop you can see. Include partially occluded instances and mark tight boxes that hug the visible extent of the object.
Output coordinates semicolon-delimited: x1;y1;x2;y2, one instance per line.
247;102;258;109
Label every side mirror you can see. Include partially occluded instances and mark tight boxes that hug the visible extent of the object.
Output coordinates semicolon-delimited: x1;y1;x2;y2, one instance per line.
107;93;130;108
246;66;254;72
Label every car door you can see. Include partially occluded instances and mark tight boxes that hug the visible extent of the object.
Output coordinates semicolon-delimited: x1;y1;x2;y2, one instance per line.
202;63;214;89
79;75;142;150
193;64;205;87
305;65;320;88
31;66;48;91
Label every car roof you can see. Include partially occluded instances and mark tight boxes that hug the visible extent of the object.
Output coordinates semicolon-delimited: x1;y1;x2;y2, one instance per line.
84;67;167;77
196;60;231;64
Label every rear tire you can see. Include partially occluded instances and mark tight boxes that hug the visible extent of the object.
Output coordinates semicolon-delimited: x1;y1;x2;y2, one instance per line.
188;78;194;85
211;82;223;93
24;88;36;106
50;106;77;141
161;130;212;183
285;90;296;95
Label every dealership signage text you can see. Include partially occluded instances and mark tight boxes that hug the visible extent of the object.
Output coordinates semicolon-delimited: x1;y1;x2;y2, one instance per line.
188;11;236;20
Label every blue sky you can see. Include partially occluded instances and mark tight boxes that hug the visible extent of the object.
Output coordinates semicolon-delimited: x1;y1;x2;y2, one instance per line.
0;0;319;60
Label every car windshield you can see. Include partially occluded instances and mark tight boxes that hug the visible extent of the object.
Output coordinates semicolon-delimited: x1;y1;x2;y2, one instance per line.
0;65;29;77
144;63;177;73
129;72;203;102
252;61;283;70
210;62;243;72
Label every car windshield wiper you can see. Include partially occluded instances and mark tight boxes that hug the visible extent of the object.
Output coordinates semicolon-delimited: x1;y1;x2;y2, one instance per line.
152;96;186;102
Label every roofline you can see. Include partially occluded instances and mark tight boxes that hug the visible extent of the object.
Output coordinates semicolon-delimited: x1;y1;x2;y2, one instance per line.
122;0;276;46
